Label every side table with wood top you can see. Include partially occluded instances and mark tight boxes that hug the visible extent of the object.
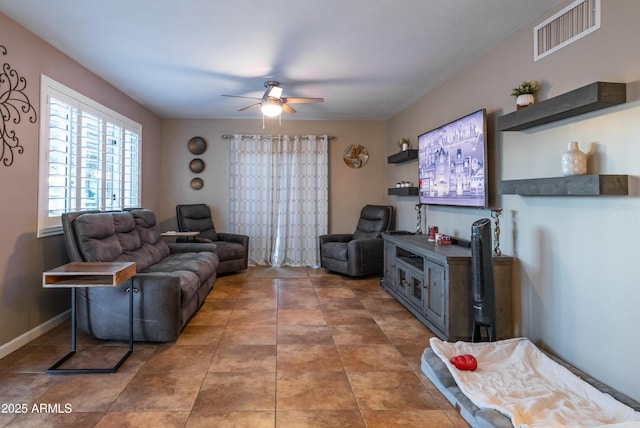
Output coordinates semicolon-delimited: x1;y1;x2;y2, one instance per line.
43;261;136;374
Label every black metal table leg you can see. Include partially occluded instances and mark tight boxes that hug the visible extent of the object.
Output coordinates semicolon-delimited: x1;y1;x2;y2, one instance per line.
47;280;134;374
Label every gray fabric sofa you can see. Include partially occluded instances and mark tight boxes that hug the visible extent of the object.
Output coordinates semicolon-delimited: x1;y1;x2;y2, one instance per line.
61;208;219;342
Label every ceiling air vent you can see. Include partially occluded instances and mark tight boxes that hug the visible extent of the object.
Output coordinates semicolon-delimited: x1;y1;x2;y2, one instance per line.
534;0;600;61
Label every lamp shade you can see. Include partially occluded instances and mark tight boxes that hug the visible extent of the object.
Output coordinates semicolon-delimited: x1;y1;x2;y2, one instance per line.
261;98;283;117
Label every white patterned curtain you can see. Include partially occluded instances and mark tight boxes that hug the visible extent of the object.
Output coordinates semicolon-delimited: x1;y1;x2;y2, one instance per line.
229;134;329;267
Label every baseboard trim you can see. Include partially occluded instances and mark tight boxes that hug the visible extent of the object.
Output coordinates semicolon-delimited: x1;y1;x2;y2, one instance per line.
0;310;71;359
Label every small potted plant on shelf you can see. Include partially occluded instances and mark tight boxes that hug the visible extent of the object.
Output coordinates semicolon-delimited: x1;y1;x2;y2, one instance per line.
511;81;538;110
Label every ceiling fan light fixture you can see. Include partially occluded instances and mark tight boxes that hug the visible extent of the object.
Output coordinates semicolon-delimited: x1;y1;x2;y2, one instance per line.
268;85;283;99
261;98;283;117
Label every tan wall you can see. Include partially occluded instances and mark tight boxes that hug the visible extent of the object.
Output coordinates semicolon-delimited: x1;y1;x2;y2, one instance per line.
387;0;640;400
0;13;162;353
157;119;388;234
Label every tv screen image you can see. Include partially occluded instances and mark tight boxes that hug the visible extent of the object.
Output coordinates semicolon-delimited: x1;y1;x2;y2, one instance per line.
417;109;487;208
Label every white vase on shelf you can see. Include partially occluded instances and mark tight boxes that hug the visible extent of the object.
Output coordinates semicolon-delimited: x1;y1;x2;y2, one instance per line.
561;141;587;176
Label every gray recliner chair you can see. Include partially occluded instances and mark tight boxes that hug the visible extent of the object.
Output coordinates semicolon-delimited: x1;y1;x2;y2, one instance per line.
319;205;393;277
176;204;249;275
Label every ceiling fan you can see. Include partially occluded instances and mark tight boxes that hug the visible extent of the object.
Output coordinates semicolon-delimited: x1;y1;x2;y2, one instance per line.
222;81;324;117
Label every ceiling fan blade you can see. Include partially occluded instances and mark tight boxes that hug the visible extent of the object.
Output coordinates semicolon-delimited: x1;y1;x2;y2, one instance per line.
282;103;297;114
238;103;261;111
282;97;324;104
222;94;262;100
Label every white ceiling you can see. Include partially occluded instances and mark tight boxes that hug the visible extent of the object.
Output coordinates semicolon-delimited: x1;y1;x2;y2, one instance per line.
0;0;562;120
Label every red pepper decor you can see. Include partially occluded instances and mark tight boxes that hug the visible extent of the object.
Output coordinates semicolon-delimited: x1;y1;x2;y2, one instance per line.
450;354;478;371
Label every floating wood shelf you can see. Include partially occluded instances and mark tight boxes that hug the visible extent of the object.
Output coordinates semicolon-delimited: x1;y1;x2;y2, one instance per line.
388;187;419;196
499;174;629;196
497;82;626;131
388;149;418;164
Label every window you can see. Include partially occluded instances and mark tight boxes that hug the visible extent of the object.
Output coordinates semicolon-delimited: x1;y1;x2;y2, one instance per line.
37;75;141;237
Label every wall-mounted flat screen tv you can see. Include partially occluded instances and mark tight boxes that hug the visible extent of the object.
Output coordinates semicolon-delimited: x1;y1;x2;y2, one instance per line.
418;109;487;208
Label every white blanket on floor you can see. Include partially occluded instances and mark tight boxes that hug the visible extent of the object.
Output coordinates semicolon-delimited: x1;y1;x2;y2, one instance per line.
430;337;640;428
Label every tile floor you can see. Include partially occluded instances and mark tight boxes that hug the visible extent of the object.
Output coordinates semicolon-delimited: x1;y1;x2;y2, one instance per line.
0;266;468;427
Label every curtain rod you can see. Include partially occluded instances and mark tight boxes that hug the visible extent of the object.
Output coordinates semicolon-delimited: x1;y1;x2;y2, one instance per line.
221;134;336;141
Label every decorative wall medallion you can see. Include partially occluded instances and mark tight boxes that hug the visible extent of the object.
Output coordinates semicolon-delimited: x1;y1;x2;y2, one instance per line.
1;45;37;167
343;144;369;169
189;158;205;173
190;177;204;190
188;136;207;155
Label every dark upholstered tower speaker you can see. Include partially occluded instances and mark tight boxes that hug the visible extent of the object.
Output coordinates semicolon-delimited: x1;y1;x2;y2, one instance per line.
471;218;496;342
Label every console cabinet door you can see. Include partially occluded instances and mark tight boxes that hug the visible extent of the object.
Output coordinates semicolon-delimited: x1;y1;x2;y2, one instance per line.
408;273;424;310
424;260;446;331
395;263;409;296
403;262;424;311
395;259;425;311
383;242;396;288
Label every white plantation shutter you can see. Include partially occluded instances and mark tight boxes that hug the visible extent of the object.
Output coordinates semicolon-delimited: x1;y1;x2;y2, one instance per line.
46;97;77;219
123;126;140;207
80;107;103;211
38;75;141;237
104;120;122;211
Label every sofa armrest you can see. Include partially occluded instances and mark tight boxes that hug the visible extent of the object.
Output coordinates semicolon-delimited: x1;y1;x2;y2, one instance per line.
319;234;354;246
176;236;214;244
130;273;184;341
347;237;384;266
216;232;249;247
133;272;180;299
167;242;217;254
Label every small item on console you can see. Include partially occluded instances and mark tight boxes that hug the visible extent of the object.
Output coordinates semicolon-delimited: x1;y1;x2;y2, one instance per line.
427;226;438;241
450;354;478;371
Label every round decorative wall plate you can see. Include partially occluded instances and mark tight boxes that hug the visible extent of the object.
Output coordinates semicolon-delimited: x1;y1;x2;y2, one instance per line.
190;177;204;190
188;136;207;155
343;144;369;168
189;158;205;173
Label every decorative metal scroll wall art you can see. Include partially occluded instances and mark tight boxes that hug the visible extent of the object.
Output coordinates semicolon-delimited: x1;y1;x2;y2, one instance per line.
0;45;37;167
